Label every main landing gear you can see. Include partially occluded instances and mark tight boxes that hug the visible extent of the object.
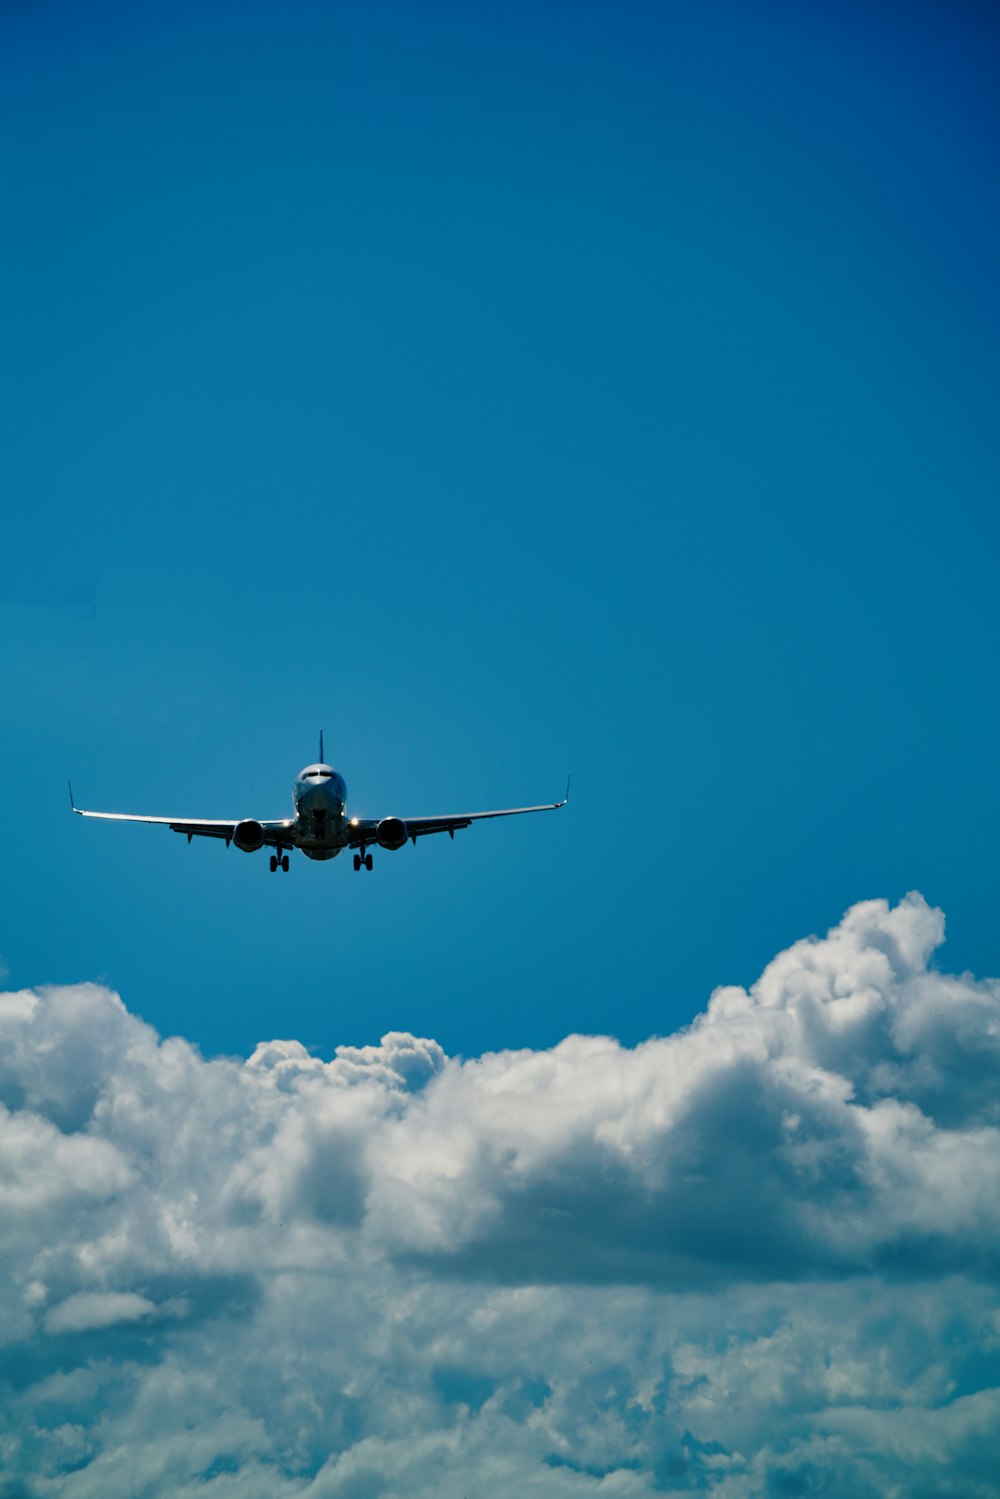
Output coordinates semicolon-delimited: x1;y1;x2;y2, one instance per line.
353;851;373;872
269;852;290;873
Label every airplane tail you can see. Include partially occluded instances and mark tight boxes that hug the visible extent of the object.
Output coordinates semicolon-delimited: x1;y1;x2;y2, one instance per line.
319;729;324;763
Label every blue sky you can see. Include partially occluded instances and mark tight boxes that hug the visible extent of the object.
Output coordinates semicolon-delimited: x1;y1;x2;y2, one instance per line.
3;0;999;1061
3;2;1000;1492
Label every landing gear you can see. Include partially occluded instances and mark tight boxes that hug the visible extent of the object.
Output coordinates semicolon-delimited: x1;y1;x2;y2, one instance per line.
269;851;290;873
353;850;374;872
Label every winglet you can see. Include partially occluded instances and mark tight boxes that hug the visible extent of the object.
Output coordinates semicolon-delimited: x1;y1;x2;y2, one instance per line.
68;779;78;813
560;773;571;807
319;728;324;763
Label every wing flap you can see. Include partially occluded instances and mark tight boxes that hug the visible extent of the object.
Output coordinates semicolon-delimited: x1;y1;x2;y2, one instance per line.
168;820;295;846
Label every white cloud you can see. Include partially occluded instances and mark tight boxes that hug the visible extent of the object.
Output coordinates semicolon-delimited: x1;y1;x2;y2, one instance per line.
1;893;1000;1494
43;1292;156;1335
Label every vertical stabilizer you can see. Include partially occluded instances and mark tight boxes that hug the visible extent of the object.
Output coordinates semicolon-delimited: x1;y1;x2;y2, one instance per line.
319;729;324;763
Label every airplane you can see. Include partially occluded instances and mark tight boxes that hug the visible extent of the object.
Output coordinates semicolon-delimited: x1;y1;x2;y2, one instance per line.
69;734;569;873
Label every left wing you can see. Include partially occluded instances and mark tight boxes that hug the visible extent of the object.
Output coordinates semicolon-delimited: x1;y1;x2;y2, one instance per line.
346;784;569;849
68;785;294;846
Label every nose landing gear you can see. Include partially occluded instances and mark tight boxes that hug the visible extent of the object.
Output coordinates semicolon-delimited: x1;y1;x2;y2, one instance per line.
353;851;373;872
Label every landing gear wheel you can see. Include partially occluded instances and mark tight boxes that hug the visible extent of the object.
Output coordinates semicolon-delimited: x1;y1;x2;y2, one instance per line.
269;856;278;873
365;853;373;871
353;854;361;872
281;855;289;872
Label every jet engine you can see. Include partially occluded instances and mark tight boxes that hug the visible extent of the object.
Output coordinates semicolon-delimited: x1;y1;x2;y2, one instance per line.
375;816;408;851
233;818;266;853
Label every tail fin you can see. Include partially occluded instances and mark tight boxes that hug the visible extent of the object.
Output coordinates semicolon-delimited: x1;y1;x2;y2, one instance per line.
319;729;324;763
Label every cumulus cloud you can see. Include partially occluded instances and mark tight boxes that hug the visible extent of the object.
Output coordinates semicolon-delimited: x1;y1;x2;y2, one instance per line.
2;893;1000;1494
43;1292;157;1335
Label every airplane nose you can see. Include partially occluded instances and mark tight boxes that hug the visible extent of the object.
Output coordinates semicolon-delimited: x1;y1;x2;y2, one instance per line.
298;780;344;816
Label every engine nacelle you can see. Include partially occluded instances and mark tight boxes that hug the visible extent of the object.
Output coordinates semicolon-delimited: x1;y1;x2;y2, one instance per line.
375;816;408;851
233;818;266;853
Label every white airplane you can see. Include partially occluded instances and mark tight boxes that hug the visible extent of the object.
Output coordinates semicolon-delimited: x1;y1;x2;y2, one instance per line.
70;734;569;873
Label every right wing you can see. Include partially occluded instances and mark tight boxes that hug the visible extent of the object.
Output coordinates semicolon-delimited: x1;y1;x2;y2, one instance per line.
68;785;294;846
346;783;570;848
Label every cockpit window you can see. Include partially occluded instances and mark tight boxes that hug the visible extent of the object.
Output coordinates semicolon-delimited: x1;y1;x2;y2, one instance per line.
297;766;345;799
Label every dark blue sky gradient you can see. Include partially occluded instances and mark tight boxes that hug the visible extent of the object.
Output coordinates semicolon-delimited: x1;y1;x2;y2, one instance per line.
2;0;999;1060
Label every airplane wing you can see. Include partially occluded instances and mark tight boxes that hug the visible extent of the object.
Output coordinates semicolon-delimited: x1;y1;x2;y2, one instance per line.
346;783;569;849
68;785;294;846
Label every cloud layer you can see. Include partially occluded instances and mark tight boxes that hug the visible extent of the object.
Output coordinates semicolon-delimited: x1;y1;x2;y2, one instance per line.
3;894;1000;1495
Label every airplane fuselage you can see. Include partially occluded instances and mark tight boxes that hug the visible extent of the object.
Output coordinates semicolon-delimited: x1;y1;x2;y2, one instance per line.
292;763;349;859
